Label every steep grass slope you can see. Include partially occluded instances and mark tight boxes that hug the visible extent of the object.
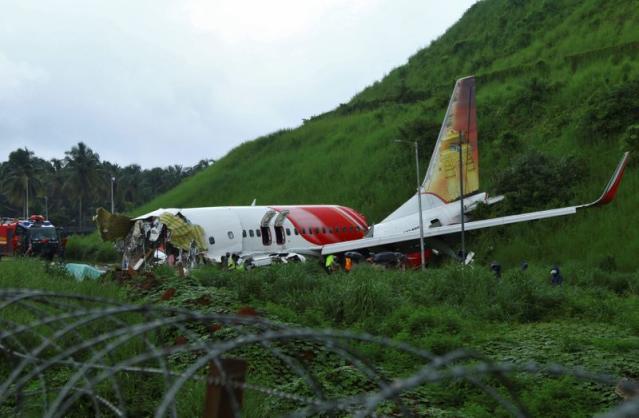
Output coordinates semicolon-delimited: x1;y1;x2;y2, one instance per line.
138;0;639;269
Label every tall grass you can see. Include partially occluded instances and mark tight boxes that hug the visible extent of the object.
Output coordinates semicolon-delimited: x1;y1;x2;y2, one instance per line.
3;257;638;416
0;258;123;297
65;234;119;263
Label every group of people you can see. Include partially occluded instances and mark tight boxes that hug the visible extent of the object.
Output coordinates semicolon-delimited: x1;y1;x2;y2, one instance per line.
490;260;564;285
324;251;407;274
324;254;353;274
220;252;244;271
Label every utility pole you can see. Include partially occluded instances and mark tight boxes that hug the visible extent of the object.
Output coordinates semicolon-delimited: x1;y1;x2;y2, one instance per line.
458;81;474;265
458;132;465;264
395;139;426;271
414;141;426;272
111;176;116;213
25;177;29;219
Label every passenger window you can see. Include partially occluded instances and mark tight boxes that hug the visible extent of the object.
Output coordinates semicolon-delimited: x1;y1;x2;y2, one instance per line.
322;227;326;234
208;236;215;245
356;226;361;232
350;226;354;232
256;229;261;237
228;231;234;239
249;230;254;237
308;228;312;235
328;228;333;234
242;230;247;238
302;228;306;234
314;227;320;234
286;228;291;236
294;228;299;235
342;227;347;233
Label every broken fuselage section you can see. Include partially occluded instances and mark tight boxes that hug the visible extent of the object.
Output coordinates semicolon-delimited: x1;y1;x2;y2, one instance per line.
95;204;369;271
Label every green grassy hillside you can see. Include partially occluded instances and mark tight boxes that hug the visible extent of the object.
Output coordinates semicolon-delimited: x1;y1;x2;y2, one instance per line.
137;0;639;270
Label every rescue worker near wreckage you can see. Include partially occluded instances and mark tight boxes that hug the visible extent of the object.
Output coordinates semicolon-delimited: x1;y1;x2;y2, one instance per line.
490;261;502;279
550;265;563;286
343;255;353;273
228;253;237;270
324;254;336;274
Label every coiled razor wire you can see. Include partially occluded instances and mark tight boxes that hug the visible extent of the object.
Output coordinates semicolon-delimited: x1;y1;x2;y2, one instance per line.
0;288;636;417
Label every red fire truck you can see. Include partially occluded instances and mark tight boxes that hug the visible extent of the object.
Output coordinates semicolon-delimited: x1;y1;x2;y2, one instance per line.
0;215;60;260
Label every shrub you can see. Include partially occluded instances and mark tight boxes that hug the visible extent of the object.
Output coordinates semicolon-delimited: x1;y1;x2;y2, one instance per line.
578;80;639;143
620;124;639;166
65;234;118;262
491;150;586;213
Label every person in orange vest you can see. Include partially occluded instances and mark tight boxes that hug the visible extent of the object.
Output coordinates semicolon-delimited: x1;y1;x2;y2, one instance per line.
344;255;353;273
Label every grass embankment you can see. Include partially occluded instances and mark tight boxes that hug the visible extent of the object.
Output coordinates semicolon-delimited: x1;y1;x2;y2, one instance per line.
3;258;636;416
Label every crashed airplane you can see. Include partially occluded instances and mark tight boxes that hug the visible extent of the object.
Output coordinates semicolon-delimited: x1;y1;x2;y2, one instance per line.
95;76;629;270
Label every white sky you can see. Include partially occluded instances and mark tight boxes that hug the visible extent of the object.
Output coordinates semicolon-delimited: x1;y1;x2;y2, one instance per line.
0;0;475;168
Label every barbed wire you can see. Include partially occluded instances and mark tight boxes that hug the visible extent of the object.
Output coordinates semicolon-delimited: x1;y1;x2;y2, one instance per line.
0;288;635;417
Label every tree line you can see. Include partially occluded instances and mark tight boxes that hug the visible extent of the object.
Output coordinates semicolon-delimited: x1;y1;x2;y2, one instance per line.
0;142;213;227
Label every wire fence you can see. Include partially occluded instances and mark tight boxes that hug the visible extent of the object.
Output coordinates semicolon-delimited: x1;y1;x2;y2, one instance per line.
0;288;636;417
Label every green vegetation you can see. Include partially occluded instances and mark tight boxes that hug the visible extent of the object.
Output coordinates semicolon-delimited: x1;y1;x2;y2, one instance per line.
135;0;639;270
2;258;636;416
0;258;124;298
65;233;119;262
132;261;639;416
0;144;213;227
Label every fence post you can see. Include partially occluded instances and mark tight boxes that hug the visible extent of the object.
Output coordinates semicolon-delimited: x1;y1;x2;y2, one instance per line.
203;358;247;418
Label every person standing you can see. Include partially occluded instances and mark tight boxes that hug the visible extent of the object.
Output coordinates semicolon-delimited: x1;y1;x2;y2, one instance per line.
325;254;335;274
344;255;352;273
228;254;237;270
490;261;501;279
550;265;563;286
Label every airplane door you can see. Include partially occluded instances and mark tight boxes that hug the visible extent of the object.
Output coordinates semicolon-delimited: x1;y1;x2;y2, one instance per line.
273;210;289;246
260;210;276;246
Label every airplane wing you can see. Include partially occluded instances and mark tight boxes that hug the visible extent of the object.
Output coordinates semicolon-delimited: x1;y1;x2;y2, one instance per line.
322;152;629;256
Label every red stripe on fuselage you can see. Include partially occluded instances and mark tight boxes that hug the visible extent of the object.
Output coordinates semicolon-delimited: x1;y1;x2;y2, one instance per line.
271;206;368;246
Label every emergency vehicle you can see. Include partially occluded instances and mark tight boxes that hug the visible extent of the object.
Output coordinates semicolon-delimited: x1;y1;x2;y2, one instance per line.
0;215;60;259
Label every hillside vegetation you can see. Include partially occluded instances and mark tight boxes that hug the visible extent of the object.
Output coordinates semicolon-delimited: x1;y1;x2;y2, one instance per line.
137;0;639;269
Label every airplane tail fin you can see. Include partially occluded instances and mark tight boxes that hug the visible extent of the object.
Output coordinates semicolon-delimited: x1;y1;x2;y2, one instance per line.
381;77;479;224
422;76;479;203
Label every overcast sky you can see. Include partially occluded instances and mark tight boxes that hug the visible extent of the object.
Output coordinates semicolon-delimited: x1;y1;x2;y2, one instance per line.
0;0;475;168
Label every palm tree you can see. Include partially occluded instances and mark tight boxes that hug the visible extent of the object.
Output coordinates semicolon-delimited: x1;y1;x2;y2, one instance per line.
63;142;103;226
118;164;143;210
45;158;73;224
1;148;43;218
